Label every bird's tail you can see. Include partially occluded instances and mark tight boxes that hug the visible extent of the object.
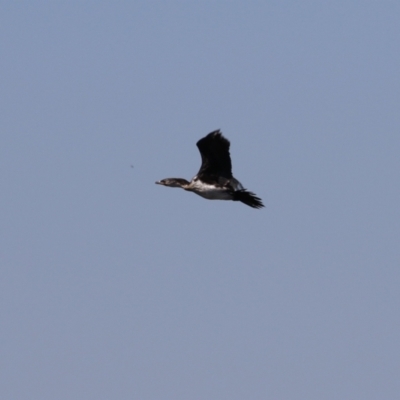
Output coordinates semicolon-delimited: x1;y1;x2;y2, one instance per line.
233;189;264;209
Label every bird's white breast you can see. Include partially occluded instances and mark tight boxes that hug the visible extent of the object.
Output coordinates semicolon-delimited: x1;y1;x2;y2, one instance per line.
187;181;232;200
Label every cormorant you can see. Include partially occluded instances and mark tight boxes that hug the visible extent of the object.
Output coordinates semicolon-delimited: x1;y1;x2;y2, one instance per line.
156;130;264;209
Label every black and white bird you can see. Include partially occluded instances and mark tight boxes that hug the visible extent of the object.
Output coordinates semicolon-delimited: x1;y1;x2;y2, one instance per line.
156;130;264;209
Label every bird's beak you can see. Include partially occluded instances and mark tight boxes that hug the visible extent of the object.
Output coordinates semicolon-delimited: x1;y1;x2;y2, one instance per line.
155;181;162;185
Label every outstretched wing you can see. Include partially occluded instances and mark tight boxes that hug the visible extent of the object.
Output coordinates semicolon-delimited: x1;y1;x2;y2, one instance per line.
195;130;233;181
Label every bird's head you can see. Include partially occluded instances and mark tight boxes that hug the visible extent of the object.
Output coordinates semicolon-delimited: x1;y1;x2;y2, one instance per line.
155;178;190;188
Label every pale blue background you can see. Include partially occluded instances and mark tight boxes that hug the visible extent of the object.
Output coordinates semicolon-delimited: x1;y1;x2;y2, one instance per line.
1;2;399;399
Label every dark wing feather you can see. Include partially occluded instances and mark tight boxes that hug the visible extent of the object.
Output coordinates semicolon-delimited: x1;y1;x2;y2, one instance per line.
196;130;232;181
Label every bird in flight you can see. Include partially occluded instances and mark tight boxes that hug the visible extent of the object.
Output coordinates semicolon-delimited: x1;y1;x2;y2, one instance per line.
156;130;264;209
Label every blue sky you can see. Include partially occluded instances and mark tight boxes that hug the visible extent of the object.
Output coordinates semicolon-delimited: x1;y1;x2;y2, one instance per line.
1;2;399;399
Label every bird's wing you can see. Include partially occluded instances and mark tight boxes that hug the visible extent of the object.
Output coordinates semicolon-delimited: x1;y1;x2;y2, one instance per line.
195;130;233;182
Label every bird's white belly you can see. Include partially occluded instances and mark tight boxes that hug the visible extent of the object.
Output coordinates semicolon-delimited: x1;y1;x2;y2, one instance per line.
188;181;232;200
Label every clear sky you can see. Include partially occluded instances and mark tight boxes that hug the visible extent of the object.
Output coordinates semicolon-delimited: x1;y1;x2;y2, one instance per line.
1;2;399;399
